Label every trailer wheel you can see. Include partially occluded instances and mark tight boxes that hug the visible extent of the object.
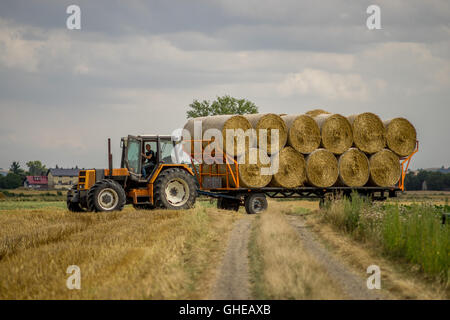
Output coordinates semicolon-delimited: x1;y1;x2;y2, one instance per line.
217;197;240;211
244;193;267;214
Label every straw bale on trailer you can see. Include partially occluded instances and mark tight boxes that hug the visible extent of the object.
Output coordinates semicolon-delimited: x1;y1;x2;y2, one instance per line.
384;118;417;157
305;109;330;117
338;148;370;187
282;114;321;154
314;114;353;155
347;113;385;154
369;149;401;187
306;148;339;188
244;113;287;155
183;115;253;157
269;146;307;188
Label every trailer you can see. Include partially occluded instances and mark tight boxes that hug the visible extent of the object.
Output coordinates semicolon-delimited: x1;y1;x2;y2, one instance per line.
186;140;419;214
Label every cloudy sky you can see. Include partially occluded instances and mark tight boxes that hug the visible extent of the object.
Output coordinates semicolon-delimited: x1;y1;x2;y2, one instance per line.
0;0;449;171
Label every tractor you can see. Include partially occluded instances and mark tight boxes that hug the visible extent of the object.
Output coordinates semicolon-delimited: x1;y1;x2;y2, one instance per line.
67;135;197;212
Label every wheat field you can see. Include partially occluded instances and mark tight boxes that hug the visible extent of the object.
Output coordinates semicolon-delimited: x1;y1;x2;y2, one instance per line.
0;201;239;299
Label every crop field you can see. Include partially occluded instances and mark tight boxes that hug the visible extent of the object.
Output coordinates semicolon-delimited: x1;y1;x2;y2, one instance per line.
0;189;448;299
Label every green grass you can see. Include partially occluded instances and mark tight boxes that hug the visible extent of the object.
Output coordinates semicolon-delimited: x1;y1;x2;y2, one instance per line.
322;192;449;283
0;201;67;210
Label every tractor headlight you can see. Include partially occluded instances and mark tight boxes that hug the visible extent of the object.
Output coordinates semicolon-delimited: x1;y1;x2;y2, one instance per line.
78;184;85;190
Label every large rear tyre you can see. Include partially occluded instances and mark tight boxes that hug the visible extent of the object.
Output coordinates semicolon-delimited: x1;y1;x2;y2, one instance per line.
153;168;197;210
244;193;267;214
87;179;126;212
217;197;240;211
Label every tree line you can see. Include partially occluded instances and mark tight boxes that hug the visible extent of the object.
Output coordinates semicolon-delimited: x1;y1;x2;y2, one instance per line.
0;161;47;189
404;170;450;191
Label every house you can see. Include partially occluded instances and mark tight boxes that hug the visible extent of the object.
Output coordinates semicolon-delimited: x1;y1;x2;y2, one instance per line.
47;168;79;190
23;176;48;189
0;168;8;177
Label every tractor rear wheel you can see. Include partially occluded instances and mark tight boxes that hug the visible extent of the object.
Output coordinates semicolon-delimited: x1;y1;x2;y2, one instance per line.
153;168;197;210
87;179;126;212
244;193;267;214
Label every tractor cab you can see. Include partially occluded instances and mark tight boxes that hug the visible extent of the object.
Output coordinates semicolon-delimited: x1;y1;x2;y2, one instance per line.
121;135;181;182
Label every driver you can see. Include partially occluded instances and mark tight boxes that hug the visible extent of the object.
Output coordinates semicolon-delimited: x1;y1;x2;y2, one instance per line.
141;144;156;177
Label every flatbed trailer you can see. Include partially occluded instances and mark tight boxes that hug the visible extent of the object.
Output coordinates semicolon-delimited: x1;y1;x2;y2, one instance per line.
186;140;419;214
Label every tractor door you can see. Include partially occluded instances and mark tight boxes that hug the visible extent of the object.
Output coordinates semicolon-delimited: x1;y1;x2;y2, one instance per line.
123;135;143;175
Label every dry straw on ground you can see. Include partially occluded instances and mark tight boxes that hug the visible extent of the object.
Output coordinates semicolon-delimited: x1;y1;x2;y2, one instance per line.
348;113;386;154
369;149;401;187
282;114;321;154
305;109;330;117
306;148;339;188
269;146;307;188
184;115;253;157
314;114;353;155
384;118;417;157
244;113;287;155
338;148;370;187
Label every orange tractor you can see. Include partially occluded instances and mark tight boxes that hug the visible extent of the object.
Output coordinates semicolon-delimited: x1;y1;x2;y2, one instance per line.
67;135;197;212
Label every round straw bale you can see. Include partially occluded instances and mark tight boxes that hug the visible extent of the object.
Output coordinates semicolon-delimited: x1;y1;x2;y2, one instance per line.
282;114;321;154
384;118;417;157
314;114;353;154
369;149;401;187
183;115;254;157
210;147;272;188
347;113;385;154
305;109;330;117
244;113;287;155
237;147;273;188
269;146;307;188
306;149;339;188
338;148;370;187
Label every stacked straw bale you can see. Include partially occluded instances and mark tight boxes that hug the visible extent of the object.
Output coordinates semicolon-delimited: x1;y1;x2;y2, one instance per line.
183;111;416;189
282;114;321;154
348;112;385;154
306;149;339;188
338;148;370;187
269;146;307;188
244;113;287;155
384;118;417;157
314;113;353;155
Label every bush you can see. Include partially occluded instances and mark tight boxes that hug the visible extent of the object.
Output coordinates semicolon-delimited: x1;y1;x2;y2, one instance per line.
321;193;449;282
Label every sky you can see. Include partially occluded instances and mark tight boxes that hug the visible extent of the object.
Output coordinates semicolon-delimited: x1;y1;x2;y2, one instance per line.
0;0;449;171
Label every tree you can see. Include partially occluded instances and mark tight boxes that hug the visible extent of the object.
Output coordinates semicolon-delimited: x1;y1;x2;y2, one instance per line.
9;161;25;176
0;173;23;189
26;161;47;176
186;95;258;118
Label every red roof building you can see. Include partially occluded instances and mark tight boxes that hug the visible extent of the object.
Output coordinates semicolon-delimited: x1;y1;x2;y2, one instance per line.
23;176;48;189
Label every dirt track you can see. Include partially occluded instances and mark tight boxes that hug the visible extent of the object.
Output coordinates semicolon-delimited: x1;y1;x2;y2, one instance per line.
209;210;385;300
209;216;254;300
286;214;384;300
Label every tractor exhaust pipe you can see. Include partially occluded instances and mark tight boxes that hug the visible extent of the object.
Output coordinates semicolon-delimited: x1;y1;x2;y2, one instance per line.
108;138;113;177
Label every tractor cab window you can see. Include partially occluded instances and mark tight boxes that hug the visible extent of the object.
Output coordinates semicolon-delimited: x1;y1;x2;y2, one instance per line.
160;140;176;164
126;139;141;174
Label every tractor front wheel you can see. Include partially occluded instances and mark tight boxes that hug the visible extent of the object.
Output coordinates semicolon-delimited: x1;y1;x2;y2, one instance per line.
87;179;126;212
